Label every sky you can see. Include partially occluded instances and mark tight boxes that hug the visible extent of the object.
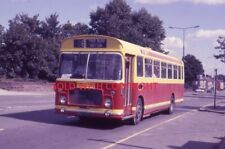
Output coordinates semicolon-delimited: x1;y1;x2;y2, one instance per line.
0;0;225;75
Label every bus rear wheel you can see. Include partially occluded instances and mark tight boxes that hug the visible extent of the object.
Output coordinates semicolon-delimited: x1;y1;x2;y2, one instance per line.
167;101;175;114
166;95;175;114
131;98;143;125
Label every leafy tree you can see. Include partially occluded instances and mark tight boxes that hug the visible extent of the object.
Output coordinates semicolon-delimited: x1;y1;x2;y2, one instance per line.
1;13;91;81
61;21;90;39
214;36;225;63
131;8;165;52
73;23;90;35
183;54;204;87
3;14;48;79
0;25;4;39
0;24;5;76
89;0;165;52
39;13;61;80
90;0;132;37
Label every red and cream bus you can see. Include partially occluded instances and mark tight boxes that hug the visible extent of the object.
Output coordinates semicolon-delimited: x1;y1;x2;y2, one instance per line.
55;35;184;124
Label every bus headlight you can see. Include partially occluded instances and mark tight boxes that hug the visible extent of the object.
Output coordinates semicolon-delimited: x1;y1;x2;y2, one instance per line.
104;99;112;108
59;95;67;104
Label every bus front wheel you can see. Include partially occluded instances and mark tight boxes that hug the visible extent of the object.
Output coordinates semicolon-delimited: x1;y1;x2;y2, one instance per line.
131;98;143;125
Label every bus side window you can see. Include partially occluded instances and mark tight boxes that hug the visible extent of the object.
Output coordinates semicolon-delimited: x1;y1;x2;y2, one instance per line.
137;56;143;77
168;64;172;79
161;62;167;79
178;66;181;79
173;65;178;79
153;60;160;78
145;58;152;77
181;66;184;80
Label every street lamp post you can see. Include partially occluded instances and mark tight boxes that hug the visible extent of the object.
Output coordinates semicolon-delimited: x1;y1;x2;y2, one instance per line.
169;25;200;59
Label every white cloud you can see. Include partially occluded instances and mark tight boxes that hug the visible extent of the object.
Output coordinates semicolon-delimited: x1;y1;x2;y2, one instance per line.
135;0;179;4
162;36;183;57
10;0;31;2
192;29;225;39
191;0;225;5
163;36;183;49
135;0;225;5
89;4;100;11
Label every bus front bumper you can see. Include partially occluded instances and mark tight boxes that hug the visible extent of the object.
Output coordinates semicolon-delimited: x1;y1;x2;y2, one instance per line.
55;105;124;119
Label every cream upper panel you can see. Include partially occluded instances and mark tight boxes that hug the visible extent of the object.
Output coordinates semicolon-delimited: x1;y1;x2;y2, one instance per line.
61;35;123;52
60;35;183;65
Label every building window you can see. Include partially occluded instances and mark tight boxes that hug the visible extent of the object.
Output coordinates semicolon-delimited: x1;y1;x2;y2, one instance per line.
145;58;152;77
137;56;143;77
153;60;160;78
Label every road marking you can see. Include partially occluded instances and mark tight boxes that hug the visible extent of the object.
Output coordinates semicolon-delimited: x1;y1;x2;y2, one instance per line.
101;111;193;149
102;102;212;149
201;102;215;108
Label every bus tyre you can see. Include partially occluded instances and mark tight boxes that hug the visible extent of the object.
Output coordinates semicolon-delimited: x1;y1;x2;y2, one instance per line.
131;98;143;125
167;101;175;114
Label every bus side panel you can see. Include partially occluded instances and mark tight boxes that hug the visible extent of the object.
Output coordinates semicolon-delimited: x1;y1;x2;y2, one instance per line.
131;83;184;115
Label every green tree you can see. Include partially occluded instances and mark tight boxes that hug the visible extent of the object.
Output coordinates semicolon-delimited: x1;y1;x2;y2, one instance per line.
0;25;4;42
61;21;90;39
90;0;132;37
183;54;204;87
0;24;5;76
1;13;91;81
39;13;61;80
3;14;48;79
90;0;165;52
131;8;165;52
214;36;225;63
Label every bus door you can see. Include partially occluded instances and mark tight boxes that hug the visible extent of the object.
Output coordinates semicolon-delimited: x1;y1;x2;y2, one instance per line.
124;55;133;116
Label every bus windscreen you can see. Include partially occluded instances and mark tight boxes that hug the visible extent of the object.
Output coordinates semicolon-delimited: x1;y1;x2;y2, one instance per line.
59;53;122;80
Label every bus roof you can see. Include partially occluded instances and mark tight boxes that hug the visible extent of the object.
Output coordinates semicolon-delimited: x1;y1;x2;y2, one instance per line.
61;35;183;65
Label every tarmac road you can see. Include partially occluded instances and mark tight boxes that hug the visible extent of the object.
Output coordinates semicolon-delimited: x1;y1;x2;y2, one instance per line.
0;91;225;149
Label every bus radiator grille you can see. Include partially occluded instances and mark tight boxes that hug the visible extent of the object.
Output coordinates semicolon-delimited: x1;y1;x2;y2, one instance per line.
69;89;102;106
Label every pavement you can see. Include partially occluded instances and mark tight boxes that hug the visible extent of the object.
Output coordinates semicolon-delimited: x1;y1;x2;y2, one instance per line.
199;101;225;114
197;94;225;149
219;138;225;149
0;88;53;96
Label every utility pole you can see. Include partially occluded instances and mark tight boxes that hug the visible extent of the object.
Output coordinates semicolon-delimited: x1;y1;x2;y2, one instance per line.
169;25;200;60
214;68;217;109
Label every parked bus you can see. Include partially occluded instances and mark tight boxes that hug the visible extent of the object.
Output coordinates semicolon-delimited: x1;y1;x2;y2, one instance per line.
55;35;184;124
